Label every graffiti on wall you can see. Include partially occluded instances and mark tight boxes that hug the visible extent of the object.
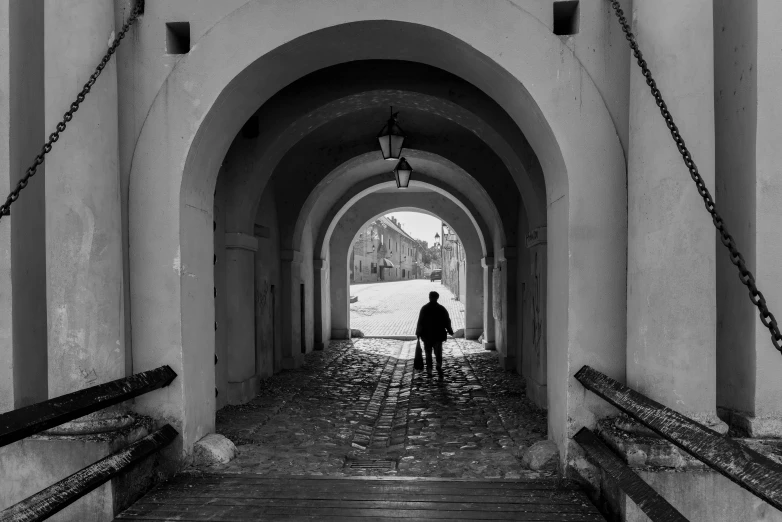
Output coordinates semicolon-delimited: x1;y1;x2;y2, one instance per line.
256;279;270;310
532;251;542;360
492;266;502;321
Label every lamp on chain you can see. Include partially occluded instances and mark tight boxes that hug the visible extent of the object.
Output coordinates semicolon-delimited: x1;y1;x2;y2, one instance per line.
377;106;405;161
393;158;413;189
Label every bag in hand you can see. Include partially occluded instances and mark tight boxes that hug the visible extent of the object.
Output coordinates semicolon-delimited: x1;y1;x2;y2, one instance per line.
414;338;424;371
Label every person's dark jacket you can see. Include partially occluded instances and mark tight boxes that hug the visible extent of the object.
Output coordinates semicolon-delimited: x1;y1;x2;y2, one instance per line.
415;302;454;343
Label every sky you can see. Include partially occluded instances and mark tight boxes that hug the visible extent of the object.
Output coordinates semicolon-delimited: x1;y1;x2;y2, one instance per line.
386;211;442;247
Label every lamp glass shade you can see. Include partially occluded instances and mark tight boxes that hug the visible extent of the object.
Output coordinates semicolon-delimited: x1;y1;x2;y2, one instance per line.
378;134;405;161
393;158;413;189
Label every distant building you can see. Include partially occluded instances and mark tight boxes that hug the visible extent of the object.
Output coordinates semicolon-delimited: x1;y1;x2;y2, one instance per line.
440;226;466;302
350;216;424;283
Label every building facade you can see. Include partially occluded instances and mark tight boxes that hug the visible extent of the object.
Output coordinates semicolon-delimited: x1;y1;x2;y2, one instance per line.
350;216;423;283
440;225;466;303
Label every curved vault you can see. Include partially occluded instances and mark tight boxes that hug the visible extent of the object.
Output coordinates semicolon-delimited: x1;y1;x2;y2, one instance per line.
219;98;524;255
216;61;547;240
299;152;505;260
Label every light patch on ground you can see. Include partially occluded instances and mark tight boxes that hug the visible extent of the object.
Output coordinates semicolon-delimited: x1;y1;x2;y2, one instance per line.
350;280;465;336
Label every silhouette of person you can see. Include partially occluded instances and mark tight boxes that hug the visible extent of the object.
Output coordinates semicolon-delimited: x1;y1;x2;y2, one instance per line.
415;291;454;379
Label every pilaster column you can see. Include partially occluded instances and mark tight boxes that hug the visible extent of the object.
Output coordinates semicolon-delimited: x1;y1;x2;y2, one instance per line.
0;1;48;412
627;0;725;431
44;0;127;430
715;1;782;437
524;227;547;408
481;256;495;350
313;258;329;351
329;250;350;340
281;249;304;369
464;260;483;339
496;247;517;370
746;0;782;437
224;232;258;404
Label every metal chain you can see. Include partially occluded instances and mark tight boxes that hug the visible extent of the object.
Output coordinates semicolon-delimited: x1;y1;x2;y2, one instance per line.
608;0;782;354
0;0;144;219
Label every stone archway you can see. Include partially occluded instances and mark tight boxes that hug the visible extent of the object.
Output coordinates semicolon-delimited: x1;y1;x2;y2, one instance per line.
327;192;486;344
128;4;626;458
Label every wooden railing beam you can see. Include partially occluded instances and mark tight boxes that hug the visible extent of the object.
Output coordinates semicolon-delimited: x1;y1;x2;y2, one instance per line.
0;366;176;448
575;365;782;512
0;425;178;522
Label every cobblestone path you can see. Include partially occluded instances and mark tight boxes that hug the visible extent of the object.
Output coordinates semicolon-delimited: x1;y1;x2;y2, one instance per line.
214;339;550;479
350;280;465;336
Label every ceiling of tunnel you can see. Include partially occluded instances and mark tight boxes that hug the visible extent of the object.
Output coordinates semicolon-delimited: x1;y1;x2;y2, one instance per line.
310;173;494;260
266;108;521;249
295;152;500;257
217;60;548;242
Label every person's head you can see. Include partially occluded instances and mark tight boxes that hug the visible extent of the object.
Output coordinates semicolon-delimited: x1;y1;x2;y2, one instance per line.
429;291;439;302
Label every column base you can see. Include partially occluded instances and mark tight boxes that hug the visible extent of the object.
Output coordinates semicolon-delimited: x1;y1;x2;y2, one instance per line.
44;409;135;436
483;341;496;351
718;407;782;438
527;379;547;410
0;418;157;521
314;342;325;351
331;328;350;340
465;328;482;340
597;466;782;522
497;353;516;371
281;354;305;370
227;375;259;405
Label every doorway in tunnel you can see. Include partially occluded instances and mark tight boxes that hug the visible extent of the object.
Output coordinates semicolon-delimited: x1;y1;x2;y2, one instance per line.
349;211;467;338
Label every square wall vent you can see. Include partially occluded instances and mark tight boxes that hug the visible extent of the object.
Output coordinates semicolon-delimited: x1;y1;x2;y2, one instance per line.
166;22;190;54
553;1;580;36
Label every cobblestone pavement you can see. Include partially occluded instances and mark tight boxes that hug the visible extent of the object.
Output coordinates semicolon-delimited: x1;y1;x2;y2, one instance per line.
213;338;550;479
350;279;465;336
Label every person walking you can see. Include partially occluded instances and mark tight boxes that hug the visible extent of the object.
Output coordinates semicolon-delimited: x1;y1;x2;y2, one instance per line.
415;291;454;379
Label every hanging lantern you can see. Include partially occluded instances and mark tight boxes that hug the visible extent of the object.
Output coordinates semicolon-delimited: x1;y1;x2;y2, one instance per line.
377;106;405;160
393;158;413;189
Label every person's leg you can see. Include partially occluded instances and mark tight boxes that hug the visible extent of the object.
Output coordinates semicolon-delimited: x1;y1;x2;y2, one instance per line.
424;342;434;376
434;342;443;377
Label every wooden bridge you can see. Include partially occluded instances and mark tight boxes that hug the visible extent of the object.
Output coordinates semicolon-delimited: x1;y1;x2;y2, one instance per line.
114;474;605;521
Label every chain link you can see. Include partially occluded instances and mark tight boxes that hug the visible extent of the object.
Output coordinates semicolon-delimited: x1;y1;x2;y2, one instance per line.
0;0;144;219
608;0;782;354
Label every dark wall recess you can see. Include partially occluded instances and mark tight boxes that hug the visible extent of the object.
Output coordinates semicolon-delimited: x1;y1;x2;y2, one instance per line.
553;1;580;36
166;22;190;54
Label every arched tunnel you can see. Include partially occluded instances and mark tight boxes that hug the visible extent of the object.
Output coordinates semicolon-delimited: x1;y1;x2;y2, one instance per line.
210;58;544;408
128;13;626;467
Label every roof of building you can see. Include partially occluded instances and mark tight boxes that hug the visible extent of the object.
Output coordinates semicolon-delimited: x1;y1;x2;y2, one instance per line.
376;216;420;244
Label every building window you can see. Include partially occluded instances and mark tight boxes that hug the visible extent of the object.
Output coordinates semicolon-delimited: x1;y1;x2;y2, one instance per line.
371;263;377;274
360;260;362;273
402;269;406;278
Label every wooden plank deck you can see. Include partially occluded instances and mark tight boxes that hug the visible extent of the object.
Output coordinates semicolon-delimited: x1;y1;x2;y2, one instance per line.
115;474;606;521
